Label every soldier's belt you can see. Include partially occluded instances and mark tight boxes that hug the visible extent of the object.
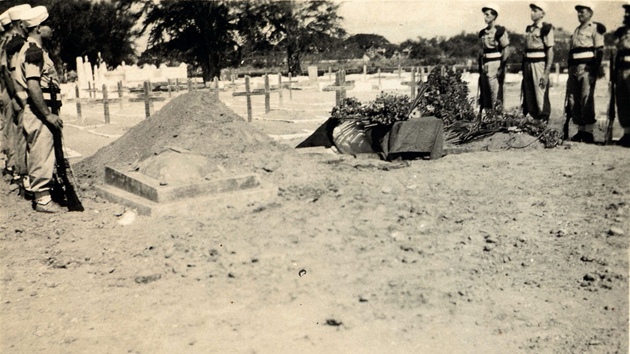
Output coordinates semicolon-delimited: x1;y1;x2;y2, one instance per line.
483;52;501;61
15;87;62;109
525;49;546;62
17;91;58;102
620;55;630;69
41;85;61;105
571;52;594;60
568;47;595;66
41;85;61;94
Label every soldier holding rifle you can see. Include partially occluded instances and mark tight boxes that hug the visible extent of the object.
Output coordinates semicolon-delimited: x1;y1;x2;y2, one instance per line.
566;2;605;144
612;2;630;147
14;6;65;213
522;2;554;122
2;4;31;191
479;4;509;112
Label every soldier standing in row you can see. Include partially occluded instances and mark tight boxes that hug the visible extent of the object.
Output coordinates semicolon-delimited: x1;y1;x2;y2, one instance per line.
479;4;510;111
566;2;605;144
3;4;30;191
614;2;630;147
522;2;554;122
0;11;10;165
15;6;64;213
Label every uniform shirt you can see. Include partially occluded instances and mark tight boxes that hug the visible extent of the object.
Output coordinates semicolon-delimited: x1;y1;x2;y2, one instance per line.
0;35;9;91
14;37;59;102
480;26;509;51
526;22;555;50
614;26;630;50
5;33;25;71
570;21;604;50
0;35;9;68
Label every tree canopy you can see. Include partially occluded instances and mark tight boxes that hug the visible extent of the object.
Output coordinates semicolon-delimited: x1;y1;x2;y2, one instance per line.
0;0;583;78
140;0;239;81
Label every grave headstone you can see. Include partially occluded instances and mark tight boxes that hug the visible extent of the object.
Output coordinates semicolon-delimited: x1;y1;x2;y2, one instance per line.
308;66;318;82
76;57;85;89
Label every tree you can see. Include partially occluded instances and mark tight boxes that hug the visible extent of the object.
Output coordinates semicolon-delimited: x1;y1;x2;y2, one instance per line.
402;37;443;65
439;32;479;60
244;0;346;75
0;0;138;71
141;0;239;81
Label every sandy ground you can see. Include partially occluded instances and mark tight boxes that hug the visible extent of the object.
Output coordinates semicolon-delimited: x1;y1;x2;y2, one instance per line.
0;71;628;354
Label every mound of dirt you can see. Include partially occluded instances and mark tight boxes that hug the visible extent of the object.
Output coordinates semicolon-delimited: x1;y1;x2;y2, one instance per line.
448;132;546;152
75;92;337;200
77;92;288;178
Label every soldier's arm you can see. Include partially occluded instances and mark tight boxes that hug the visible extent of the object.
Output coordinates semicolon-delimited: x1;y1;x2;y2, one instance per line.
544;26;555;75
499;30;510;64
545;47;554;74
23;43;62;130
26;78;62;130
593;23;606;70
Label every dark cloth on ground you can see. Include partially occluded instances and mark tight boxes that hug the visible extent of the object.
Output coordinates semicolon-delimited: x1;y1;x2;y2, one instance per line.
381;117;444;160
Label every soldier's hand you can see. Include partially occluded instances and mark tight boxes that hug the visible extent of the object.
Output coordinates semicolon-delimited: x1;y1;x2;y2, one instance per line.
45;114;63;131
539;75;548;89
11;99;21;113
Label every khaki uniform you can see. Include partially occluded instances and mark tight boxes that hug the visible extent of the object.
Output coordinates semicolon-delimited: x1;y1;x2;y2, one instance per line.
614;25;630;131
522;22;554;120
0;35;11;161
3;33;26;176
14;38;59;196
567;21;605;126
479;25;509;109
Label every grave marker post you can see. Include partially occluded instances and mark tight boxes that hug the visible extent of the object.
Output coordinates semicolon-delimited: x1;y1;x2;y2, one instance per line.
103;84;110;124
264;74;271;113
75;85;82;123
144;81;151;118
288;72;293;100
245;76;252;122
213;76;220;100
277;73;283;107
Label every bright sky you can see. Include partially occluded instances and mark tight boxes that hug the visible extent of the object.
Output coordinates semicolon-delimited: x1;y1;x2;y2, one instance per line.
336;0;625;43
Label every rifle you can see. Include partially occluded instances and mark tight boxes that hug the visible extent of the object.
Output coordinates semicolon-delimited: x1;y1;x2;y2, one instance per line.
49;82;84;212
605;48;616;145
477;53;484;123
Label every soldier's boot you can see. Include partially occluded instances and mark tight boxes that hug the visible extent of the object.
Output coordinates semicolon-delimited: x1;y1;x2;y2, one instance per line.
570;131;585;142
617;134;630;148
33;192;66;213
581;132;594;144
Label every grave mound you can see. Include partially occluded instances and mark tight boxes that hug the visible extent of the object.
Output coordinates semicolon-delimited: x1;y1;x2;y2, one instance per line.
76;92;291;185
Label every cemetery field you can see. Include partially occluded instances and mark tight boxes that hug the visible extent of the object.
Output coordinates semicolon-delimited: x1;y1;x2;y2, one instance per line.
0;71;628;353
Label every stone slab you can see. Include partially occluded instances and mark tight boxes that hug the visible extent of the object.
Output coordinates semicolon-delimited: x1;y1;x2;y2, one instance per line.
104;166;261;203
308;66;319;81
95;183;278;217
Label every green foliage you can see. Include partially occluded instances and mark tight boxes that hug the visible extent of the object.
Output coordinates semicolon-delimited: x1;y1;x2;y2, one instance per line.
239;0;346;75
141;0;239;81
416;65;477;125
330;94;411;126
448;107;563;148
330;66;563;149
